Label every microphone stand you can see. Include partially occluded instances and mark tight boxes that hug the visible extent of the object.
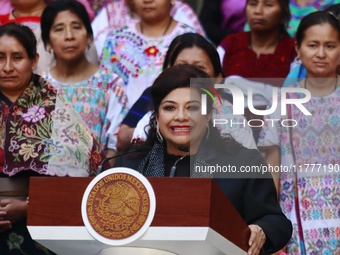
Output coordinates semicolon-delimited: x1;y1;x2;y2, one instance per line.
97;147;147;175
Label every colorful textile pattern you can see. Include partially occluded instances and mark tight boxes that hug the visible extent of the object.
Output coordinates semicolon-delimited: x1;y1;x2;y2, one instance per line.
101;22;197;109
0;14;40;32
0;74;103;176
92;0;205;57
41;65;127;150
220;32;296;85
258;82;340;255
288;0;340;37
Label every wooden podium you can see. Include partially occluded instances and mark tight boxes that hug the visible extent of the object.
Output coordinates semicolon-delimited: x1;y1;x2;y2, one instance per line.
27;177;250;255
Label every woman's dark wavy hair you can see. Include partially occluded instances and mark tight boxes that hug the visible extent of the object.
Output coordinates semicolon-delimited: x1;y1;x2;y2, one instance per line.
0;23;37;59
145;64;241;153
325;4;340;17
162;33;223;77
296;11;340;47
41;0;93;49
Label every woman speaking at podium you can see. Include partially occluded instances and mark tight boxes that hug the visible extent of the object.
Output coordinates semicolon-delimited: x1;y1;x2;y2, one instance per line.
115;64;292;255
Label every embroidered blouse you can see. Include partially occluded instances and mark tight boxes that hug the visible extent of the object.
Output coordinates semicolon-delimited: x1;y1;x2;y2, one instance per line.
100;22;197;109
0;74;103;176
219;32;296;86
41;65;127;151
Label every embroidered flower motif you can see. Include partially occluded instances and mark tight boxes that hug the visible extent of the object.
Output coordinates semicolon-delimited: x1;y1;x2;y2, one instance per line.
84;104;91;114
324;175;333;185
60;128;79;145
7;232;24;252
42;138;64;155
298;177;306;188
310;229;318;239
332;197;340;206
322;249;332;255
24;85;35;96
316;197;325;208
324;209;332;219
301;198;311;209
316;239;323;249
72;95;78;103
77;86;83;94
111;54;119;63
336;227;340;237
19;143;39;161
8;140;20;152
12;106;22;116
144;46;159;56
51;108;71;124
280;192;287;202
90;150;102;170
282;181;291;190
22;105;45;123
47;83;58;93
282;201;292;213
323;187;331;197
298;118;308;129
330;115;340;126
312;210;320;220
308;188;316;198
21;124;36;137
323;228;330;238
311;177;319;186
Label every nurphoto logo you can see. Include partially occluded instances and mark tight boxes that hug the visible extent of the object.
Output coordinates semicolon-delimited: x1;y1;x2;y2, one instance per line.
200;83;312;128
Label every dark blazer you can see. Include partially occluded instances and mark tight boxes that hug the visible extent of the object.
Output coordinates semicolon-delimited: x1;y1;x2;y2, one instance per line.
210;147;292;254
115;142;292;254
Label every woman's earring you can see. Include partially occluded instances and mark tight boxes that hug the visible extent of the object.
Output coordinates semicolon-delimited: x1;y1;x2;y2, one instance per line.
294;56;300;62
205;123;210;141
156;122;164;143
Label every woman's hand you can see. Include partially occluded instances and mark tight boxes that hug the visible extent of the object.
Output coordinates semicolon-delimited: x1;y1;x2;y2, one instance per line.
247;224;266;255
0;198;28;225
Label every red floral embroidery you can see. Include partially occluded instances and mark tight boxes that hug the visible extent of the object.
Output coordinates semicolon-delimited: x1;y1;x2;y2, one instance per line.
90;150;102;172
144;46;159;56
21;124;36;137
111;54;118;63
12;106;22;116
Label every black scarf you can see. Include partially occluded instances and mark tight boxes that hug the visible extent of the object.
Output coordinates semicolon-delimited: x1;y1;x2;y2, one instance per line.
137;141;215;178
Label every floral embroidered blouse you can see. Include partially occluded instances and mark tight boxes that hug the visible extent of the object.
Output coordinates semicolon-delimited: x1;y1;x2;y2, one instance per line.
0;74;103;176
41;65;127;151
257;82;340;255
100;22;197;109
92;0;205;57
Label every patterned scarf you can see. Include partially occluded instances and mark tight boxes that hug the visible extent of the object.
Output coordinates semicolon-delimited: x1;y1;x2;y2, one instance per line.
138;141;215;178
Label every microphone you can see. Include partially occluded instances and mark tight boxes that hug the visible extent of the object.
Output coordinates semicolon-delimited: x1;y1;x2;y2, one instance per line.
169;146;190;177
97;146;150;175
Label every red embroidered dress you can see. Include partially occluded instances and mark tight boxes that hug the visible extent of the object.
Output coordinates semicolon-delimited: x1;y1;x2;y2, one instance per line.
220;32;296;86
